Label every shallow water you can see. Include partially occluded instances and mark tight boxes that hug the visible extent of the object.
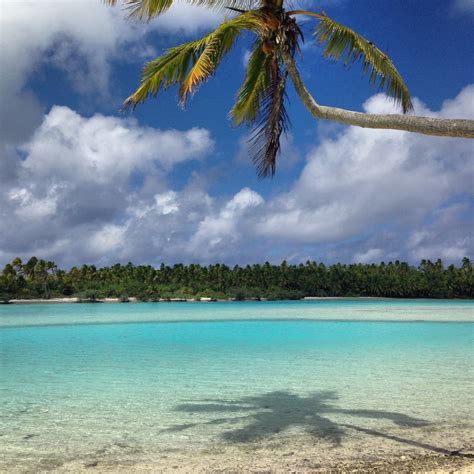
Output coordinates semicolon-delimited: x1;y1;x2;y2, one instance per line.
1;299;473;328
0;300;473;471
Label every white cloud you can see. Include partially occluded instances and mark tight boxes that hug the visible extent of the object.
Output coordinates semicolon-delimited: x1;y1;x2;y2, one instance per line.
439;84;474;117
188;188;264;257
0;0;224;145
0;0;132;143
88;224;127;255
20;106;213;184
8;186;60;220
153;2;223;34
406;203;472;262
154;192;180;216
224;188;264;214
0;105;215;265
1;87;472;267
353;248;384;264
257;86;474;251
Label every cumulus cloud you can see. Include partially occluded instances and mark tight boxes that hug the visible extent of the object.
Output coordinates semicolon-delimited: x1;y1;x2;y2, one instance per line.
21;106;213;183
406;203;473;262
88;224;128;256
0;105;215;264
8;186;60;221
1;87;473;267
352;248;384;264
0;0;223;146
256;88;474;256
153;2;222;34
1;0;130;144
188;188;264;259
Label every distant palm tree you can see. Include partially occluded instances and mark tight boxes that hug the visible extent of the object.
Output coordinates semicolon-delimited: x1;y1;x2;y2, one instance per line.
107;0;474;176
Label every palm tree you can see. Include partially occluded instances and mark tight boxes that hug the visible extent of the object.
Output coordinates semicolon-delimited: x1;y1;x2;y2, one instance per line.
107;0;474;176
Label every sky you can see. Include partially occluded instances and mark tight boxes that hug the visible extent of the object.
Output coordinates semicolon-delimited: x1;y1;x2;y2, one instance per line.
0;0;473;268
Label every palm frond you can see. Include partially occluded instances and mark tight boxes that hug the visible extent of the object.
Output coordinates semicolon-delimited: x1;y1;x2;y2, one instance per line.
314;13;413;113
248;63;289;178
230;40;272;126
125;12;264;108
179;19;246;104
104;0;256;21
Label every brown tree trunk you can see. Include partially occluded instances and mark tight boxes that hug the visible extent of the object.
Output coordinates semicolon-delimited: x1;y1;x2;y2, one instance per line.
281;51;474;139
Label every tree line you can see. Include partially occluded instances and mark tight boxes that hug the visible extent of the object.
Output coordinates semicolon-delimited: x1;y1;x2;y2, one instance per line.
0;256;472;301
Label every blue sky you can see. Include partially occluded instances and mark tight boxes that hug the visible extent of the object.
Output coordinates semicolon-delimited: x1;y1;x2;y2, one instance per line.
0;0;473;268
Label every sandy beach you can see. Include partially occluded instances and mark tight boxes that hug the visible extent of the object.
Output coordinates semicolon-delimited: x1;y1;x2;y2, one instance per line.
4;298;141;304
3;296;473;305
39;449;474;473
6;412;473;473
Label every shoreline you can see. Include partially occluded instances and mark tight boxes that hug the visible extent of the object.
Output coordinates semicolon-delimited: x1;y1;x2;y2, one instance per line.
2;296;473;305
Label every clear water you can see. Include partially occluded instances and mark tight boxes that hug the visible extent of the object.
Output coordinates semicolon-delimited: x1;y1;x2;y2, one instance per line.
0;300;473;471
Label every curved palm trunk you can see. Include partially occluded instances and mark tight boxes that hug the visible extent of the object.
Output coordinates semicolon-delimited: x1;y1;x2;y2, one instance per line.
281;51;474;139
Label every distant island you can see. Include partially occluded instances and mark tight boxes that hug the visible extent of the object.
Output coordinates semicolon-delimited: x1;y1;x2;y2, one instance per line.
0;257;472;302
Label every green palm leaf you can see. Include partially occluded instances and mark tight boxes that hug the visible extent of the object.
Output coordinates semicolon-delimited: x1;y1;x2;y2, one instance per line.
125;12;264;108
230;40;272;126
249;63;289;178
105;0;255;20
314;13;413;113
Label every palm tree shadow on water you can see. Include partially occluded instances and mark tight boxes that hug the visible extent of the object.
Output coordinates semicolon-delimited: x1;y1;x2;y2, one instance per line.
162;391;472;458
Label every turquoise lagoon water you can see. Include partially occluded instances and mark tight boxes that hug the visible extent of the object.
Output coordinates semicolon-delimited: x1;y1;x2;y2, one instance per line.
0;300;473;470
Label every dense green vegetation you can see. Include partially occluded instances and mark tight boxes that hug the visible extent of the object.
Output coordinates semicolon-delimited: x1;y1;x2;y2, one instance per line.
0;256;472;301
